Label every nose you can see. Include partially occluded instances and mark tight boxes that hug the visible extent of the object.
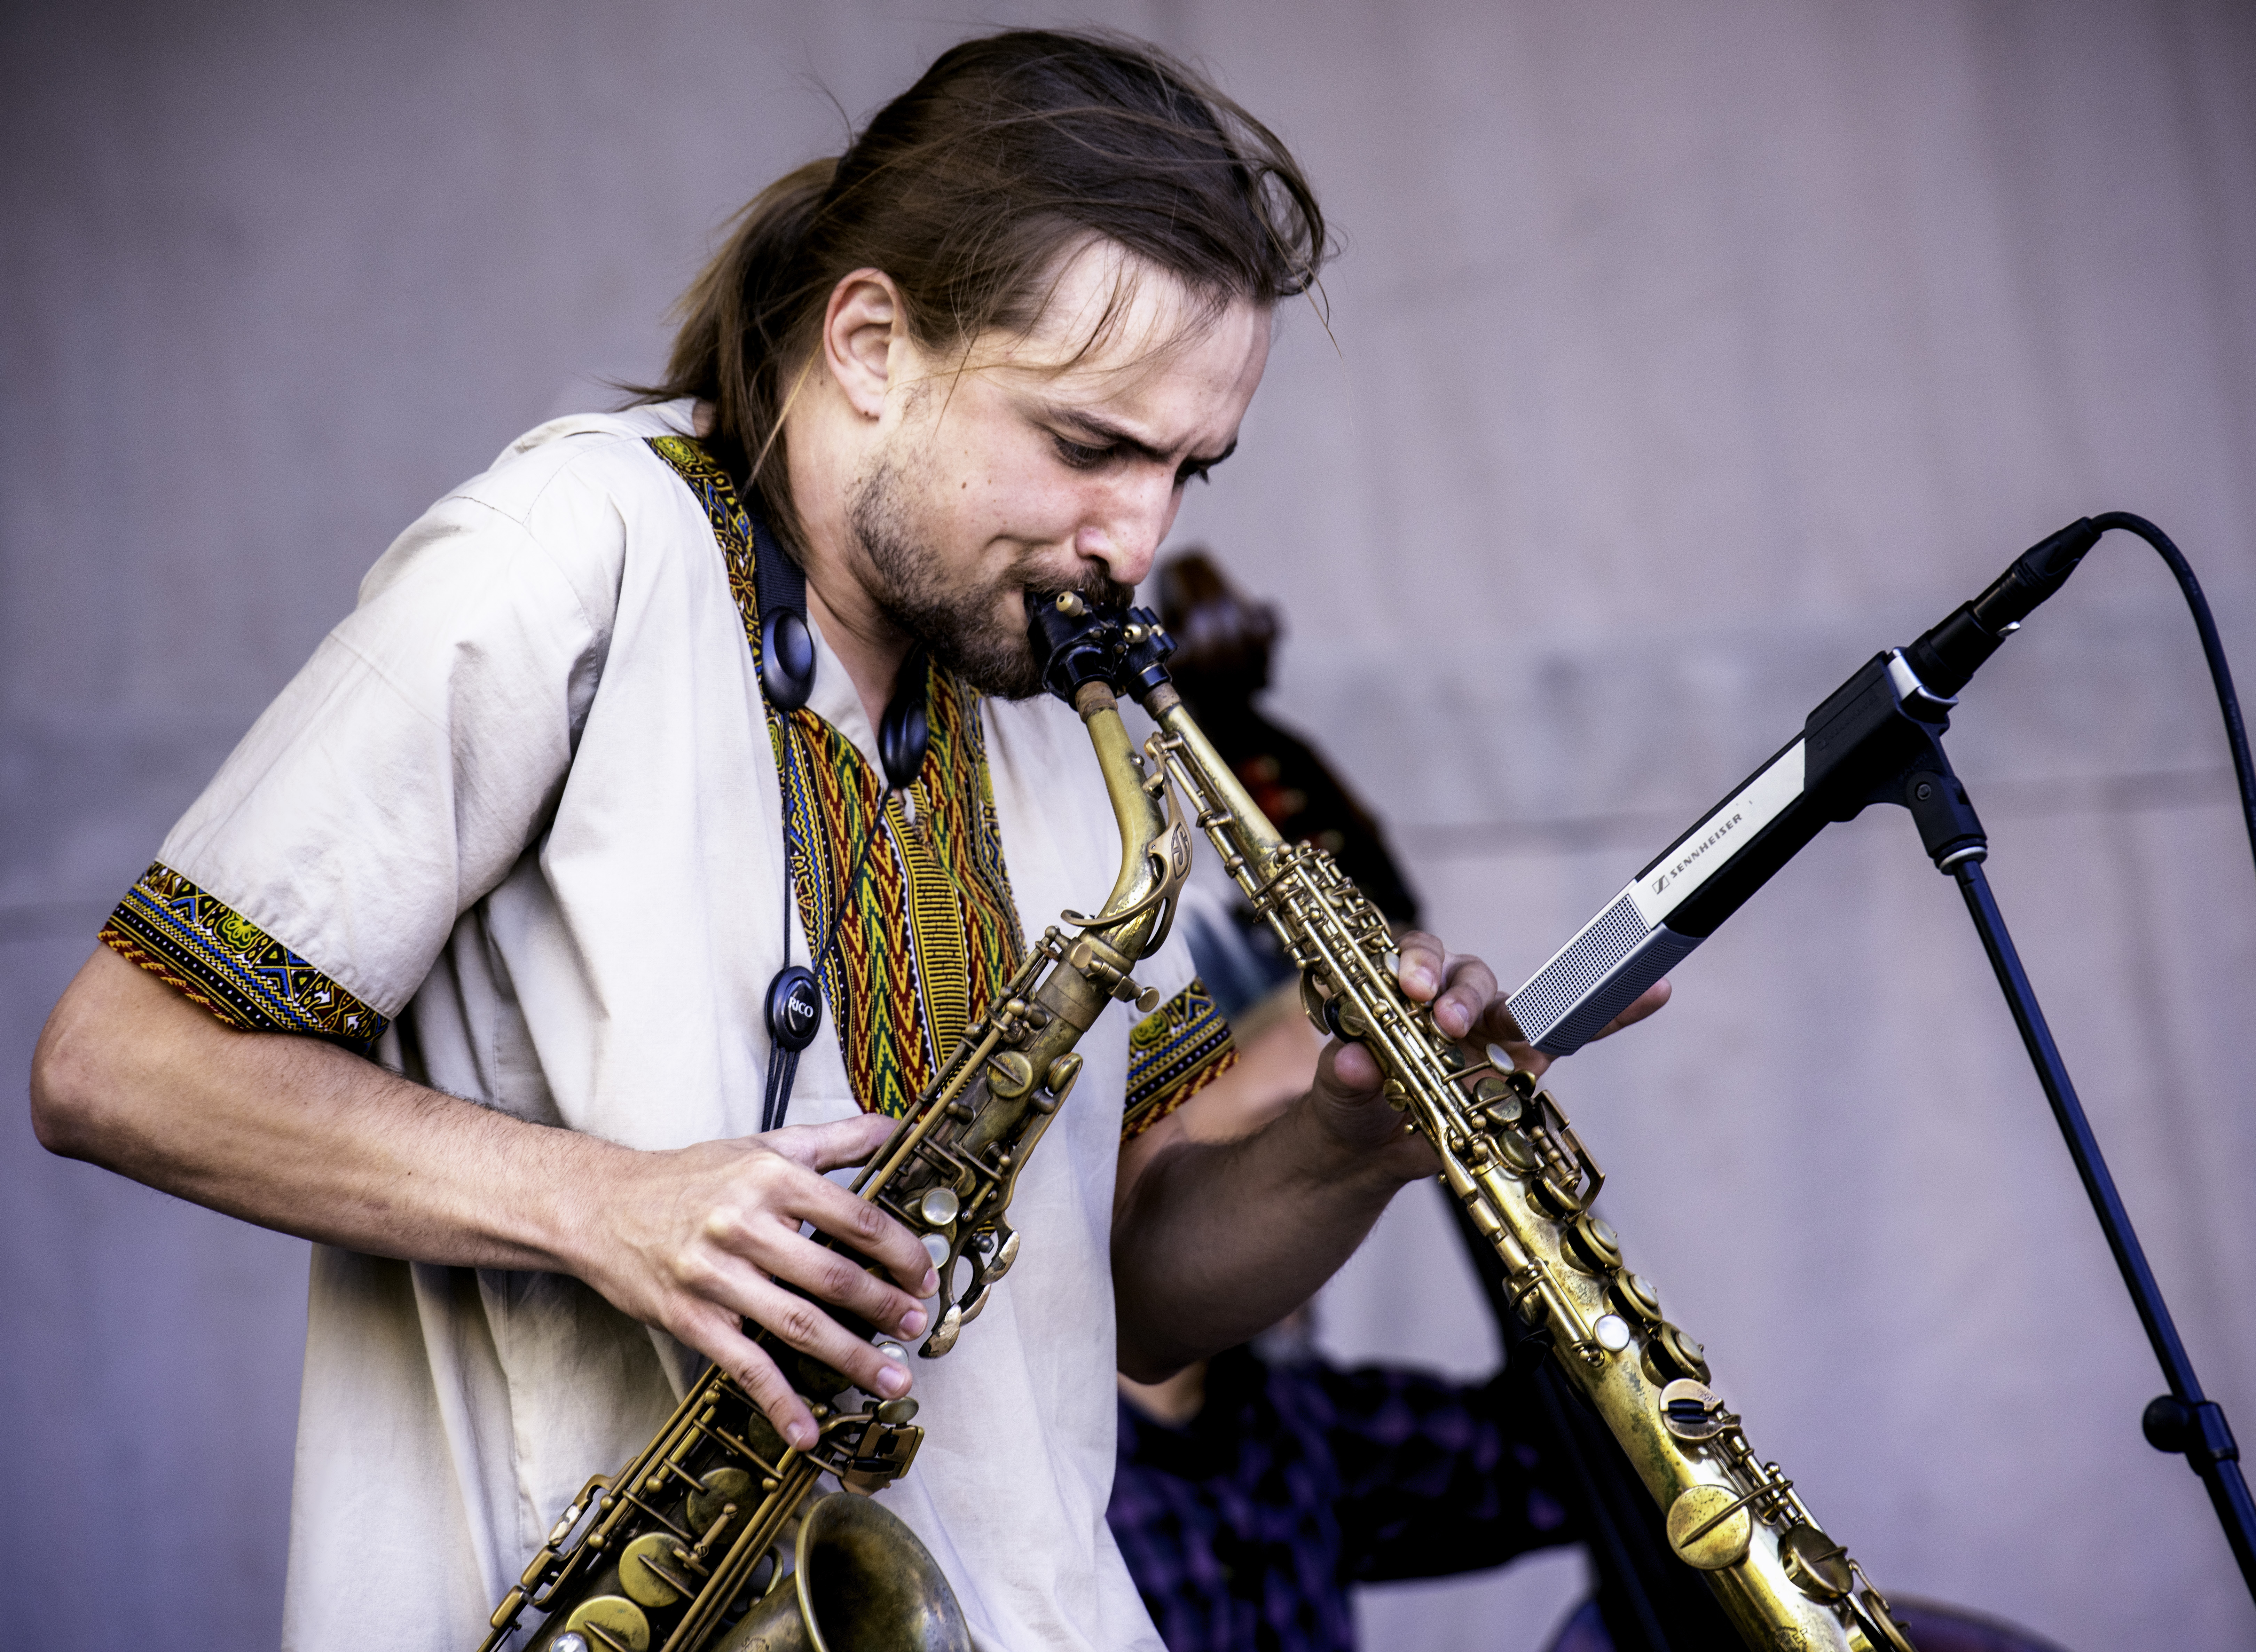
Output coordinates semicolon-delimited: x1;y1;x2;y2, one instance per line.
1072;469;1180;589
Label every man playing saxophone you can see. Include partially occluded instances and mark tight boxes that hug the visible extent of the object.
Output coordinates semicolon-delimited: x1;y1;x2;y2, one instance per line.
29;29;1659;1652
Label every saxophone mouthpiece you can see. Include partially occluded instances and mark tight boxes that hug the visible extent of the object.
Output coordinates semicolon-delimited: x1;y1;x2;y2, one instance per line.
1025;588;1123;703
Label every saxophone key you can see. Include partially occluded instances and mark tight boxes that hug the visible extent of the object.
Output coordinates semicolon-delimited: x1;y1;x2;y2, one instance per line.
1564;1212;1622;1273
1665;1484;1756;1570
1470;1075;1521;1127
1645;1322;1713;1385
1860;1588;1921;1652
1531;1165;1590;1218
984;1051;1035;1099
989;1228;1021;1277
1778;1522;1855;1602
922;1305;963;1357
1658;1378;1729;1441
563;1594;652;1651
1492;1130;1539;1174
620;1532;693;1608
687;1469;752;1534
1614;1271;1664;1322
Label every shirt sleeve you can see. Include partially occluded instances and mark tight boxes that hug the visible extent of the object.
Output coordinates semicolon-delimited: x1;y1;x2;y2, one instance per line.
97;442;628;1045
1120;975;1237;1142
1322;1362;1577;1583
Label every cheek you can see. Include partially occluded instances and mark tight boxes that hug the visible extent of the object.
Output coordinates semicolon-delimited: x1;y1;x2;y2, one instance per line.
948;448;1091;547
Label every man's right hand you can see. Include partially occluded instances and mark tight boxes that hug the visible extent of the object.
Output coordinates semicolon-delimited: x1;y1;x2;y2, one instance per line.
33;944;936;1457
585;1116;939;1452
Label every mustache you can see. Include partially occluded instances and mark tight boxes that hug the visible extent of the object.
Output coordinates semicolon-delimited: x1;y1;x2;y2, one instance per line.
1022;568;1139;617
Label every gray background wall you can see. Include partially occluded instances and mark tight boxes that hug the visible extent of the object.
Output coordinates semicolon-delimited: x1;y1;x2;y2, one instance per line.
5;2;2253;1649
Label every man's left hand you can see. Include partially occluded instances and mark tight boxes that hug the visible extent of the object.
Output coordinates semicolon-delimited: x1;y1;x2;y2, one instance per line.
1306;929;1672;1159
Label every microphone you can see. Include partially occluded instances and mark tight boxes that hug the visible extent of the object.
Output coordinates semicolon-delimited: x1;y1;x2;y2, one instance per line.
1505;517;2104;1057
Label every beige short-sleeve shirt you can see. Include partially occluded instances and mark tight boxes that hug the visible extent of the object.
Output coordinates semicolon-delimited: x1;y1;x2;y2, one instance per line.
110;403;1209;1652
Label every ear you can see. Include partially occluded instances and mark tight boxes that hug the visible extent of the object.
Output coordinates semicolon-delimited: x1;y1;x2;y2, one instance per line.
820;269;905;420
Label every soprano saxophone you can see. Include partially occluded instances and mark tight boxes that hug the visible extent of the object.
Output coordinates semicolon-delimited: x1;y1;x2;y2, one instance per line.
1058;593;1918;1652
478;659;1192;1652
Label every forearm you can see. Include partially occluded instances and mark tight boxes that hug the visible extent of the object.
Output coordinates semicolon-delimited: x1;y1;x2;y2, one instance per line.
31;944;603;1270
1108;923;1676;1381
32;944;940;1446
1111;1055;1428;1380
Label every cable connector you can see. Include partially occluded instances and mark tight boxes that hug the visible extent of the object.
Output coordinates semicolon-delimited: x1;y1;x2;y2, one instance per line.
1903;517;2103;697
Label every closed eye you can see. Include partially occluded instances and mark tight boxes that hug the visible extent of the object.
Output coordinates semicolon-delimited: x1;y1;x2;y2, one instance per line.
1052;434;1121;470
1047;419;1236;485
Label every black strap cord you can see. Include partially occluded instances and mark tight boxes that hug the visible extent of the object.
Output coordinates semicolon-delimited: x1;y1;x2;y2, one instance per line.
757;513;821;1133
750;513;931;1134
760;828;880;1135
2089;513;2256;884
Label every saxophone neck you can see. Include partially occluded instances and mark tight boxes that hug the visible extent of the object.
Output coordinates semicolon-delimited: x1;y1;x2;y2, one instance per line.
1141;681;1289;882
1022;584;1289;890
1067;678;1185;965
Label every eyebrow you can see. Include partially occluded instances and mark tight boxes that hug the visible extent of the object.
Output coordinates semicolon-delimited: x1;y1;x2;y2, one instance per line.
1050;408;1238;472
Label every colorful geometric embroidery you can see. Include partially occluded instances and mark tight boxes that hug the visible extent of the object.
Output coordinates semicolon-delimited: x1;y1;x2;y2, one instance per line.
1122;977;1237;1141
649;436;1027;1119
100;862;388;1052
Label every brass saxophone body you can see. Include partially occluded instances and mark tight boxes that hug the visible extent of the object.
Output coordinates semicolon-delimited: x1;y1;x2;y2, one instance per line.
479;668;1191;1652
1076;597;1917;1652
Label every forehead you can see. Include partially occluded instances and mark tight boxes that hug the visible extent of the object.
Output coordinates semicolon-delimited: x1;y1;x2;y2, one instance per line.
966;241;1271;434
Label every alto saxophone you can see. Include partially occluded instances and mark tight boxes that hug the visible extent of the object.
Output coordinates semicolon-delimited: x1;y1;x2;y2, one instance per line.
479;660;1192;1652
1058;593;1918;1652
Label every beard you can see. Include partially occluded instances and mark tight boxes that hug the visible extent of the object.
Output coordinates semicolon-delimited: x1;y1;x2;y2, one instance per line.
846;455;1137;701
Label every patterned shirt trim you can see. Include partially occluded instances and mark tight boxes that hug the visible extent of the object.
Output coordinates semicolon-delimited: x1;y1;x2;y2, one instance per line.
1122;977;1237;1142
648;435;1027;1119
100;862;388;1051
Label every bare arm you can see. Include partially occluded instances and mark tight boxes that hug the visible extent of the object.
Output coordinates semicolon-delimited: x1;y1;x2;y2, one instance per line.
30;946;937;1450
1111;932;1667;1381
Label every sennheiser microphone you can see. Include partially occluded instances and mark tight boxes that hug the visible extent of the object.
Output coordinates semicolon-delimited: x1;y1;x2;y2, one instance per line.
1506;517;2104;1057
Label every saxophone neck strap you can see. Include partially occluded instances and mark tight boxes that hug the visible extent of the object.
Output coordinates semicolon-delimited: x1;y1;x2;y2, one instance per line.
750;507;931;1131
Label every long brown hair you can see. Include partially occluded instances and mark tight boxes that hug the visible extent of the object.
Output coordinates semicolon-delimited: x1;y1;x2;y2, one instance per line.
631;29;1329;555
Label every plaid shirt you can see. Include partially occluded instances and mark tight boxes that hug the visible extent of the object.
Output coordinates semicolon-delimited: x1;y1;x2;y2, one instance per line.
1108;1344;1576;1652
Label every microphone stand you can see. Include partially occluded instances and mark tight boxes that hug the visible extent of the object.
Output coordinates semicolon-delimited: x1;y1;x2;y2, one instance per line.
1495;513;2256;1621
1845;695;2256;1596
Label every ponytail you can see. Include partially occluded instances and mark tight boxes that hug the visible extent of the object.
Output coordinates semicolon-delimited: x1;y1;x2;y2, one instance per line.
633;159;838;551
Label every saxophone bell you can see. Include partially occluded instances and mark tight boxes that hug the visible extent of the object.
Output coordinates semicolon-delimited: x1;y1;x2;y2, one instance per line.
705;1494;970;1652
